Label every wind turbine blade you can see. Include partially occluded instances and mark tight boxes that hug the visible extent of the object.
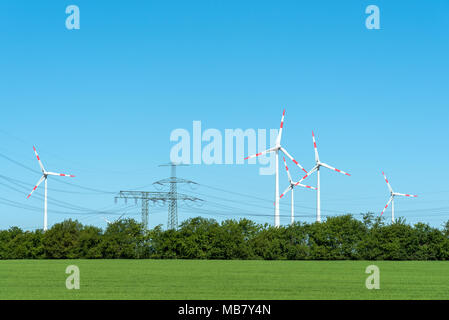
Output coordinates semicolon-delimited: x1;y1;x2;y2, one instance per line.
295;165;319;186
26;175;45;199
295;183;317;190
33;146;45;173
312;131;320;163
321;162;351;176
382;171;393;193
244;148;273;160
280;147;308;174
395;193;418;198
279;185;292;199
47;172;75;177
282;157;293;184
276;109;285;145
381;196;393;216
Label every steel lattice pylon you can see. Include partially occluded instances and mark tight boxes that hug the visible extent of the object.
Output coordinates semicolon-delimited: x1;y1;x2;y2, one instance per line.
168;165;177;229
115;191;169;229
114;163;201;230
115;190;201;230
154;162;200;230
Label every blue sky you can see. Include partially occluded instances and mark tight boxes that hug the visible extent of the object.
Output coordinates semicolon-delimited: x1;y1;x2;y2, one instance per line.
0;0;448;230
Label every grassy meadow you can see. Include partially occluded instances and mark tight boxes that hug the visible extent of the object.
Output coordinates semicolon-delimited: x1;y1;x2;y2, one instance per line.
0;260;448;299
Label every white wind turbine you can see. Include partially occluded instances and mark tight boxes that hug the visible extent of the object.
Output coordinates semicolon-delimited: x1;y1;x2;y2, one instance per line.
380;171;417;223
294;131;351;222
103;214;125;225
279;157;317;225
244;110;308;227
26;146;75;231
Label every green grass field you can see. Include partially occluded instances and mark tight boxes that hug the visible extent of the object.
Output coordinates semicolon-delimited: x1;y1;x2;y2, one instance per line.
0;260;448;299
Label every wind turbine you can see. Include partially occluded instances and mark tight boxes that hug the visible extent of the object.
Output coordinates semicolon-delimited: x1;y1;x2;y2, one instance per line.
103;213;125;225
26;146;75;231
103;217;112;224
381;171;417;223
279;157;317;225
294;131;351;223
244;109;308;227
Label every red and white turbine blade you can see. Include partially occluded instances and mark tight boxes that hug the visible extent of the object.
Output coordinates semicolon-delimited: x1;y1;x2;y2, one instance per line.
280;147;308;174
279;185;292;199
47;172;75;177
282;157;293;184
321;162;351;176
312;131;320;162
295;165;318;186
276;109;286;145
395;193;418;198
382;171;393;193
26;175;45;199
33;146;45;173
296;183;317;190
244;148;273;161
380;196;393;216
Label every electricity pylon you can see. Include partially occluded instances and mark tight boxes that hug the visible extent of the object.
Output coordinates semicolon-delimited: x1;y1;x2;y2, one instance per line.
115;190;202;230
153;162;200;230
115;191;168;229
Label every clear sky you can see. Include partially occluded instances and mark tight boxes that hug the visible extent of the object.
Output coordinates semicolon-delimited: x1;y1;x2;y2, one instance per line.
0;0;448;231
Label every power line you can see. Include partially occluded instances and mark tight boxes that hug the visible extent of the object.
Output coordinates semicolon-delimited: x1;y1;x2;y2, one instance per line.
0;147;448;228
0;152;40;174
183;184;344;214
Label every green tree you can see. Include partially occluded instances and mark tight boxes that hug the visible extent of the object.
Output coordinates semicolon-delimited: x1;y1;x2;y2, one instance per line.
79;225;103;258
101;218;147;259
250;225;286;260
176;217;218;259
42;220;83;259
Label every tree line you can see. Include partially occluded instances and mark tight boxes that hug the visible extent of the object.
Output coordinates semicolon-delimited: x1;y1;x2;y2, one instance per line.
1;214;449;260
